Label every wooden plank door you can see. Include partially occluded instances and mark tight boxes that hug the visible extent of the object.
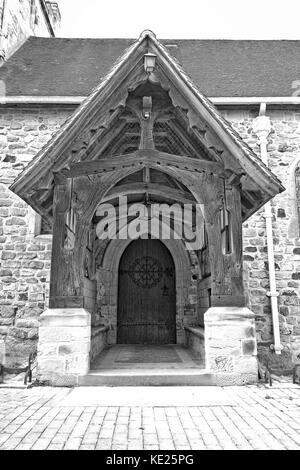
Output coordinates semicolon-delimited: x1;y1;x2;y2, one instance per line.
117;239;176;344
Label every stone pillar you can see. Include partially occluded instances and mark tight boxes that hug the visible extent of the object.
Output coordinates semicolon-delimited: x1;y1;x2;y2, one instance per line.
204;306;258;385
37;308;91;386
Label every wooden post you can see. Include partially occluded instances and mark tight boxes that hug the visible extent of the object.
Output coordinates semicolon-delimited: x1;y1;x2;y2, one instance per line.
225;181;244;303
49;182;83;308
205;206;230;302
204;179;245;307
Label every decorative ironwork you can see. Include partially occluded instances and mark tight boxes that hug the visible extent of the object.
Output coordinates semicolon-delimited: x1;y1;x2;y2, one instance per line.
121;256;164;289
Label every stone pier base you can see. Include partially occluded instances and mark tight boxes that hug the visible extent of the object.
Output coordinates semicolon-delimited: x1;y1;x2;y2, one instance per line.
204;307;258;385
37;308;91;386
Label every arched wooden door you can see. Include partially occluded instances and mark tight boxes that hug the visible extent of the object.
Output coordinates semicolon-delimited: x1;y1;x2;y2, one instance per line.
117;239;176;344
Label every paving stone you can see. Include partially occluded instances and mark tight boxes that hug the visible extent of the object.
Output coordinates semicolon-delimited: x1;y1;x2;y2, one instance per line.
96;438;112;450
0;383;299;450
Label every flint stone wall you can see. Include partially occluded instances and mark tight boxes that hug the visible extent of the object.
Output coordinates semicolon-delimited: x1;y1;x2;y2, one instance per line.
0;105;299;368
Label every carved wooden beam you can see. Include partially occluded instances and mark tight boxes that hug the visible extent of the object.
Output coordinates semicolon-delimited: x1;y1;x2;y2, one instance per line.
102;182;195;205
61;150;225;179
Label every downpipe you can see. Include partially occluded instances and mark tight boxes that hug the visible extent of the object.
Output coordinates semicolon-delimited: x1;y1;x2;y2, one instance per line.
253;104;283;354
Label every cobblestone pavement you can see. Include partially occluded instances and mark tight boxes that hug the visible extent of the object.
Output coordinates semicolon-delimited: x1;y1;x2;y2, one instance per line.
0;381;299;450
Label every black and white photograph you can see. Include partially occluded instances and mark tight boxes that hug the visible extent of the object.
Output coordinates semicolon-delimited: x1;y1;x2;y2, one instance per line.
0;0;299;456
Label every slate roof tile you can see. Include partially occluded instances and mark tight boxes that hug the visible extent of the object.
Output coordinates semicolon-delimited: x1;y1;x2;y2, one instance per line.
1;37;300;97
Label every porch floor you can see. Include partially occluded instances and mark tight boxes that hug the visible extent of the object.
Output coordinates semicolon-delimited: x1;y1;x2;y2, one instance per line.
91;344;204;370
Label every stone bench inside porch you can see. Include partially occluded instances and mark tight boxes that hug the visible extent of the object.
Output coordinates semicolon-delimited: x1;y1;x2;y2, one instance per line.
184;326;205;364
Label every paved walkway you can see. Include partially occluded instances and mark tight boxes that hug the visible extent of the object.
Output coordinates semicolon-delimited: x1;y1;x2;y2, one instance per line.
0;381;299;450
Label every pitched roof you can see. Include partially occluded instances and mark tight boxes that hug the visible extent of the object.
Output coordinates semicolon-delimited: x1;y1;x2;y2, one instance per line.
1;36;300;97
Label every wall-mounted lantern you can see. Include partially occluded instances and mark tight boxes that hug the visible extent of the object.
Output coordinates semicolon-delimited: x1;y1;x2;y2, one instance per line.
144;52;156;74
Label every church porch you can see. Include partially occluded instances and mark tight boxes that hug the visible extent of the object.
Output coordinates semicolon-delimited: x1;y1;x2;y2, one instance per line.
10;30;284;387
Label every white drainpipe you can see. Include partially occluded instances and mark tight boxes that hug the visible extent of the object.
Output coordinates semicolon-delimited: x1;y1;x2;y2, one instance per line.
253;104;283;354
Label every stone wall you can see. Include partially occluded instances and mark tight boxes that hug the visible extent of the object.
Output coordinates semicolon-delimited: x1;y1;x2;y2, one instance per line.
0;104;300;369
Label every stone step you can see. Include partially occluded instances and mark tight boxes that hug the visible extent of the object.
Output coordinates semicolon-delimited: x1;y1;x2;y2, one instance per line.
78;369;216;386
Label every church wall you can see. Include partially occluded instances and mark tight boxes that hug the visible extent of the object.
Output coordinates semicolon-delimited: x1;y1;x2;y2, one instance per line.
223;107;300;366
0;104;299;368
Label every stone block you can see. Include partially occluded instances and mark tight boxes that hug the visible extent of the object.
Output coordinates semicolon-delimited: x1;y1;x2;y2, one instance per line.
0;317;14;326
27;328;38;339
206;322;253;341
39;308;91;327
37;357;65;375
8;327;29;340
36;308;91;384
65;354;90;374
37;343;58;357
0;326;9;336
241;339;257;356
208;335;240;348
58;342;90;355
1;251;16;260
234;356;258;375
205;306;255;323
15;319;38;330
39;326;90;343
205;306;258;384
0;306;15;317
5;217;26;226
